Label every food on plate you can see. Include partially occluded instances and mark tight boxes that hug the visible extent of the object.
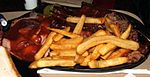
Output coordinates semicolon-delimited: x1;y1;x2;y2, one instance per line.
77;35;139;55
54;36;83;45
0;46;21;77
88;57;128;68
73;15;86;34
50;49;76;57
109;24;121;37
81;51;89;57
98;43;117;56
91;44;105;60
107;49;131;59
101;50;114;59
66;16;105;24
2;18;51;61
120;24;132;39
83;29;107;41
47;28;80;38
53;27;70;41
29;57;76;68
98;24;132;56
50;43;78;50
80;55;92;66
34;32;57;60
2;3;149;70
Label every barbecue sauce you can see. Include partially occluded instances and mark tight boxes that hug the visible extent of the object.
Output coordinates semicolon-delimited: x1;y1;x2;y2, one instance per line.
4;18;50;62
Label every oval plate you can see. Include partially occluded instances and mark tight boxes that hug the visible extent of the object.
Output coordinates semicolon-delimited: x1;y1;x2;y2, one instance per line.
6;3;150;76
34;3;150;73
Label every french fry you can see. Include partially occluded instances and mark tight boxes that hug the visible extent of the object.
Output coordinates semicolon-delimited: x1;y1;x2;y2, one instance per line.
49;51;59;56
42;57;52;60
66;16;105;24
88;57;128;68
53;27;70;41
105;30;112;35
55;36;83;45
88;47;96;53
29;60;39;68
51;56;75;60
34;32;56;60
77;35;139;54
59;49;76;57
50;43;78;50
80;55;92;66
121;24;132;39
29;59;76;69
105;17;112;24
29;57;52;68
73;15;86;34
84;30;107;41
109;24;121;37
101;50;114;59
50;49;76;57
88;60;98;68
108;49;131;59
91;44;105;60
98;25;132;56
47;27;80;38
105;17;113;32
98;43;117;55
74;55;84;64
90;30;107;37
82;51;89;57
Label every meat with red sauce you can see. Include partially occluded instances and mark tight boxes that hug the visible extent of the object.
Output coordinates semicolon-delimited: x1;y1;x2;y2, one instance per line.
3;17;51;61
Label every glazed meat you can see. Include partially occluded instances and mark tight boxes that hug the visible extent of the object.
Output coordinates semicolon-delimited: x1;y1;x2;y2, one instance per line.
3;17;51;61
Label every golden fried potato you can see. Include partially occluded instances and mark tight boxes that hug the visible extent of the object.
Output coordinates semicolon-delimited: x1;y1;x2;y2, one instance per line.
49;50;59;56
84;30;107;42
53;27;70;41
74;55;85;64
50;43;78;50
29;58;76;69
47;28;80;38
88;57;128;68
81;51;89;57
77;35;139;55
109;24;121;37
121;24;132;39
91;44;105;60
55;36;83;45
50;49;76;57
98;43;116;55
34;32;56;60
51;56;75;60
66;16;105;24
80;55;92;66
108;49;131;59
88;47;96;53
101;50;114;59
73;15;86;34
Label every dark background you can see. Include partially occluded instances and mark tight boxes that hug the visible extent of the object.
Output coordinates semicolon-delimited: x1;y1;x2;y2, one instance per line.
0;0;25;11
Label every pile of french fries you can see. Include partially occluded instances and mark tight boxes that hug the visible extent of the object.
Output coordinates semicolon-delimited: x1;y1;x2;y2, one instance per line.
29;15;139;69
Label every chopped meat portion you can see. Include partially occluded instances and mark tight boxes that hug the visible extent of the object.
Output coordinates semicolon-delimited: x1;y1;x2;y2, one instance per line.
127;51;143;63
